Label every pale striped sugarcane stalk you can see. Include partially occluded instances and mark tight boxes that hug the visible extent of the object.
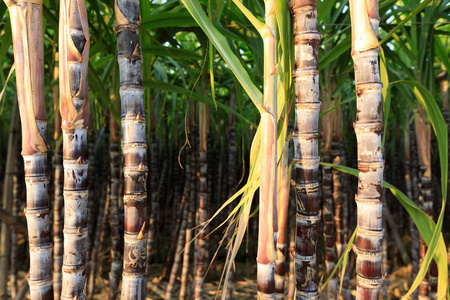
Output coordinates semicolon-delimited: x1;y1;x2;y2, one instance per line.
52;50;64;300
256;0;278;298
275;141;289;300
291;0;321;298
109;99;122;300
349;0;384;298
59;0;90;297
194;102;209;299
115;0;148;297
5;0;53;297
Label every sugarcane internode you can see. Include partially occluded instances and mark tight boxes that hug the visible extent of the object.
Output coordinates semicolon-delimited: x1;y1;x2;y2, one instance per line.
115;0;148;298
349;0;385;298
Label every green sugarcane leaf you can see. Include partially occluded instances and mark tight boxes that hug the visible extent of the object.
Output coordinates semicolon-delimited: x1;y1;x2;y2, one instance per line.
391;80;448;298
435;38;450;73
380;49;391;150
142;45;202;60
379;0;433;45
43;5;58;33
143;79;257;127
319;96;355;117
320;229;356;293
319;34;351;71
0;20;11;67
321;162;449;299
180;0;264;108
88;63;120;123
141;12;199;29
231;0;265;35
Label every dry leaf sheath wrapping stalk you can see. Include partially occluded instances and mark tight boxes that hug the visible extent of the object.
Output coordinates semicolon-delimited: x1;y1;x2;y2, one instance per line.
291;0;321;299
349;0;384;298
256;0;278;298
59;0;90;297
5;0;53;297
115;0;148;297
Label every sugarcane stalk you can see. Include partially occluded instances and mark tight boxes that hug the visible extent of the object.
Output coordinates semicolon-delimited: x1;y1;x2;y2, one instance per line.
165;145;190;300
256;1;278;298
291;0;321;298
10;155;21;300
322;94;337;299
88;150;110;298
52;49;64;300
349;0;385;298
5;0;53;297
224;92;237;299
115;0;148;297
180;127;197;300
275;141;289;300
1;99;19;299
415;106;438;299
59;0;90;297
194;100;209;299
109;92;122;300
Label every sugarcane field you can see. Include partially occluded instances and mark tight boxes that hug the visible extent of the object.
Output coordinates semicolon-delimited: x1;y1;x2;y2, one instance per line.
0;0;449;299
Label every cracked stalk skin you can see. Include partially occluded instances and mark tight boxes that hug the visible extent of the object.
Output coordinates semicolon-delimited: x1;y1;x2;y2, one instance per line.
291;0;321;299
115;0;148;298
349;0;384;298
5;0;53;297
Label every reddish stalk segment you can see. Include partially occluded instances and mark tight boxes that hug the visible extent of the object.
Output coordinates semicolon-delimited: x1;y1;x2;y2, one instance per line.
275;142;289;299
5;0;53;297
115;0;148;297
291;0;321;298
349;0;384;298
59;0;90;297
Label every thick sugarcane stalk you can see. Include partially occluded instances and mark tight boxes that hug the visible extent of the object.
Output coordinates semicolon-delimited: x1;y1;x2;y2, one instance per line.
52;50;64;300
115;0;148;297
194;102;209;299
256;0;278;298
291;0;321;298
5;0;53;297
59;0;90;297
0;98;19;299
275;141;289;300
180;128;197;300
109;96;122;300
349;0;385;298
